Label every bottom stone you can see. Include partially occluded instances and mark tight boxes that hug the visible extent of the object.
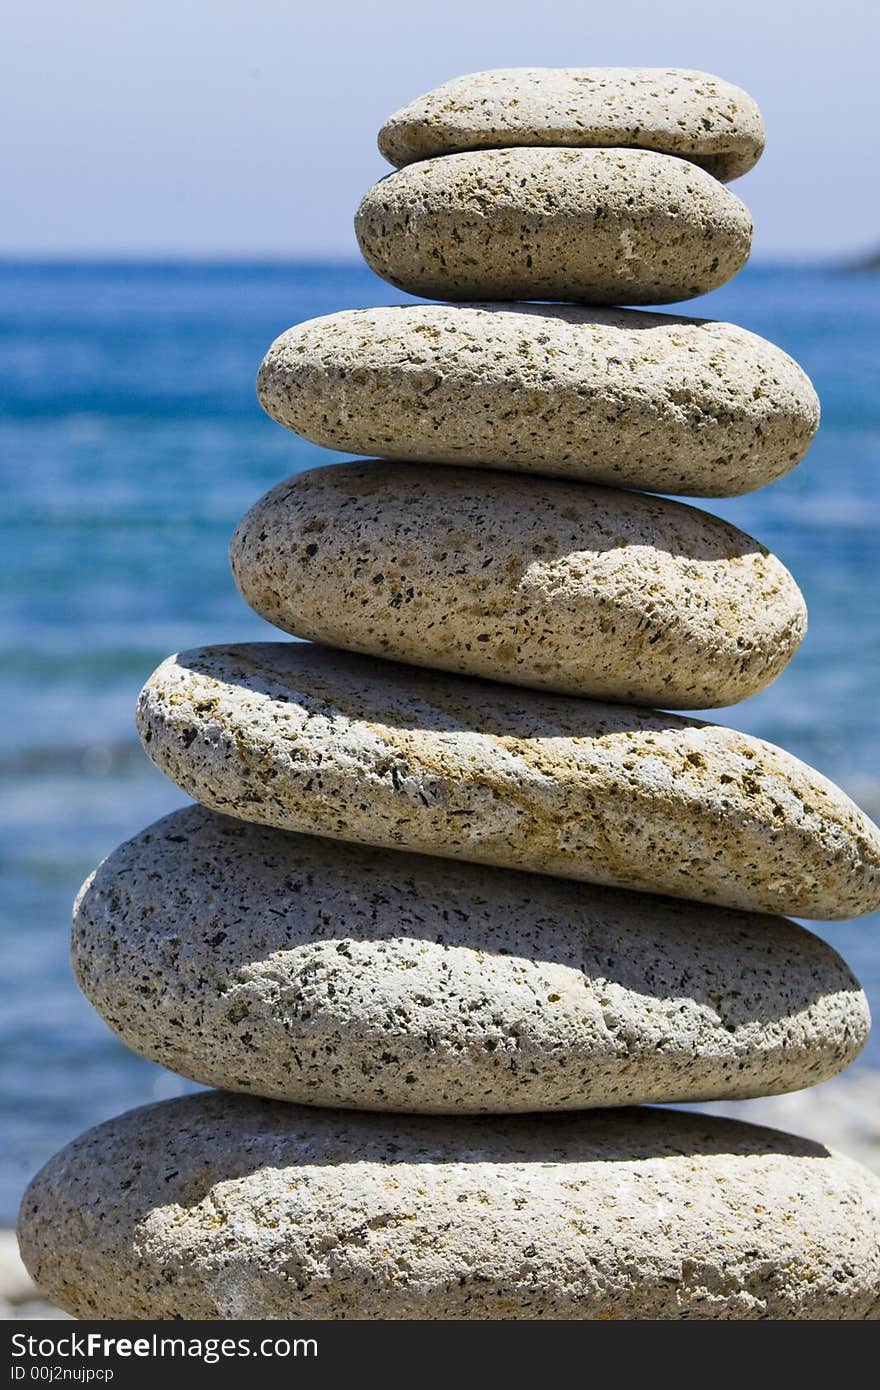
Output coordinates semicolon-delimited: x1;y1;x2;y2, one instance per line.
18;1094;880;1320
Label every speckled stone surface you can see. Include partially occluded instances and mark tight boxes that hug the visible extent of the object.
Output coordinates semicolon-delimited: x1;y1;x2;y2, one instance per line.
73;806;868;1113
231;461;806;709
379;68;765;183
135;643;880;920
19;1094;880;1320
257;304;818;498
355;149;752;305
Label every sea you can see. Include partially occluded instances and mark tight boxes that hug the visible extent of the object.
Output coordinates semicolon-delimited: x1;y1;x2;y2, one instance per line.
1;260;878;1224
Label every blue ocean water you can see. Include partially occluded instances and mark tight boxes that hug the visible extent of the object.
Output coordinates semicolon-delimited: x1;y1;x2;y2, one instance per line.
1;260;878;1224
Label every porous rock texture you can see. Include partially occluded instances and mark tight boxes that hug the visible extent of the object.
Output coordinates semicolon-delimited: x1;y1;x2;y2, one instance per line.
19;1094;880;1320
257;304;819;497
231;460;807;708
355;148;753;304
379;68;765;182
135;642;880;919
72;806;869;1113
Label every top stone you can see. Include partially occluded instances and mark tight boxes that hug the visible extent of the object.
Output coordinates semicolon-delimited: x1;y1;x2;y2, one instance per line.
379;68;765;183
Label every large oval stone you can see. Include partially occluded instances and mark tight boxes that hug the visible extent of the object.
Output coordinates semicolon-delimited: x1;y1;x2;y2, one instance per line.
379;68;765;182
135;643;880;920
230;461;806;709
257;304;819;498
355;148;752;304
73;806;868;1114
19;1094;880;1319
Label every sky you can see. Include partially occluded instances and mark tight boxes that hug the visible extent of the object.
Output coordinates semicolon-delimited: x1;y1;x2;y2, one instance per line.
2;0;877;261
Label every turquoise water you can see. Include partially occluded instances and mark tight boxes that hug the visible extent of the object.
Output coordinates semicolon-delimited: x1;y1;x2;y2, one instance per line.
1;260;878;1223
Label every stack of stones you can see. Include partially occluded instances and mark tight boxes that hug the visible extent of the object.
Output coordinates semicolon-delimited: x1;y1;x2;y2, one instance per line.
20;68;880;1320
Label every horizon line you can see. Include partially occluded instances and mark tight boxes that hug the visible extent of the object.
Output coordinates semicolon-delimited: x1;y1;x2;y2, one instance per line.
0;251;871;269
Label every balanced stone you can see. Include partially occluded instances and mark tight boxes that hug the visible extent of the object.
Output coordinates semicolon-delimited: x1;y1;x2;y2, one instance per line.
73;806;868;1114
355;148;753;304
135;643;880;920
231;461;806;709
257;304;819;498
19;1094;880;1319
379;68;765;183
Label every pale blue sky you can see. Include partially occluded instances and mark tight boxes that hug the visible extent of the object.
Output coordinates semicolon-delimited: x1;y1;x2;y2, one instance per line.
2;0;877;260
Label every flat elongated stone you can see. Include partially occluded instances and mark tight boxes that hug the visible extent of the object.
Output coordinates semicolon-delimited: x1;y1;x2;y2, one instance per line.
19;1094;880;1319
73;806;868;1114
379;68;765;182
257;304;819;498
355;149;752;304
231;461;806;708
135;643;880;919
